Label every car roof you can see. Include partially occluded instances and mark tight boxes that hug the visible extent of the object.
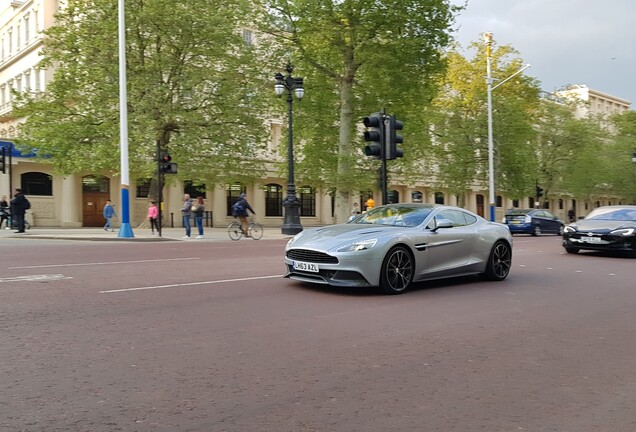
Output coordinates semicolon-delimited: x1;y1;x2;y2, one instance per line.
506;209;534;214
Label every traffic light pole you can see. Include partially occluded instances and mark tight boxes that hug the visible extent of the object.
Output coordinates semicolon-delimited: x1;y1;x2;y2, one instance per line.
381;112;389;205
156;139;163;237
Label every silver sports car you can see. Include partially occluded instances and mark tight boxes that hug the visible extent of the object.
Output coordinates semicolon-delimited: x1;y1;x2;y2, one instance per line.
284;203;513;294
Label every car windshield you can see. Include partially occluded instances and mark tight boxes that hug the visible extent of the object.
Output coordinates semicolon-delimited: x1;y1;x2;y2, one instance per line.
349;205;433;227
586;208;636;221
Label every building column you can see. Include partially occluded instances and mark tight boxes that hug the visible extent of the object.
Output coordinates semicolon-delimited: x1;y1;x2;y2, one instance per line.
60;174;82;227
320;191;333;225
212;184;226;228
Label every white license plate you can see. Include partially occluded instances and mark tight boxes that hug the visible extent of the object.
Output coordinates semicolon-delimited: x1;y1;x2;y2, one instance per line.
292;261;319;273
581;236;602;243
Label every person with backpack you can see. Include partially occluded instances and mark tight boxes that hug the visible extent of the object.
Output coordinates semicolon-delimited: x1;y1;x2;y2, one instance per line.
232;192;255;236
10;188;30;233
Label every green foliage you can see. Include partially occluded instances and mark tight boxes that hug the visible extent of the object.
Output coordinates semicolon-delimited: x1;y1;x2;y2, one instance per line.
264;0;461;220
430;43;541;199
14;0;272;186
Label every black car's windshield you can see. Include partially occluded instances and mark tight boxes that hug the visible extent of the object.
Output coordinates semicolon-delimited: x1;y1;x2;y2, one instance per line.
586;208;636;221
349;206;433;227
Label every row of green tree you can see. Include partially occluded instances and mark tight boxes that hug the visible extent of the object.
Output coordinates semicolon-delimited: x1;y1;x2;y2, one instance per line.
13;0;636;223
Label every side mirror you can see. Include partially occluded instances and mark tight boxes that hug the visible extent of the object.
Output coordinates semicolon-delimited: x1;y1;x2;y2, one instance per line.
431;218;454;232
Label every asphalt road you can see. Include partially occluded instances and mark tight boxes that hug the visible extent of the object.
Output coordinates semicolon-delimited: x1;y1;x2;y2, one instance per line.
1;235;635;432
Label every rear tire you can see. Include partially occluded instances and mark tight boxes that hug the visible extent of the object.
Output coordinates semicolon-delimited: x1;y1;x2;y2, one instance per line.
482;241;512;281
532;225;542;236
379;246;414;295
228;222;242;241
558;225;564;236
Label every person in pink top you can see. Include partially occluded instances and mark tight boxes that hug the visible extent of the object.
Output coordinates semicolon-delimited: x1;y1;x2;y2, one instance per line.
147;201;159;235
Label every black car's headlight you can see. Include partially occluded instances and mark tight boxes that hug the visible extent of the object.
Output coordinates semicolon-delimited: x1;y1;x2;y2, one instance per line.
564;226;577;233
334;239;378;252
610;228;635;236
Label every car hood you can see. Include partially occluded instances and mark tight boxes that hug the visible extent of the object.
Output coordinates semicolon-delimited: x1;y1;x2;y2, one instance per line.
572;219;633;232
291;224;408;249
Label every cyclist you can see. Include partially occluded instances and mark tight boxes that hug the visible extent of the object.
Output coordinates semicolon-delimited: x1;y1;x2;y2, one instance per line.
231;193;255;236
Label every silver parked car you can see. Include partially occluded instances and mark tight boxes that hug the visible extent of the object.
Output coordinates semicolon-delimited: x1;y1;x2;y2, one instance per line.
284;203;513;295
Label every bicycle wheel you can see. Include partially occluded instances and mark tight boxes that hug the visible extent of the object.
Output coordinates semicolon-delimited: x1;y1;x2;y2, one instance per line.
248;222;263;240
228;221;243;241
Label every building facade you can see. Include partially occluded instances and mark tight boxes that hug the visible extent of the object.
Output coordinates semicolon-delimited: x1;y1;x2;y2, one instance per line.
0;3;632;230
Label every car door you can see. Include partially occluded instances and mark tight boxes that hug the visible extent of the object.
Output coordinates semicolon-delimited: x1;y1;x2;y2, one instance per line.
422;209;478;276
536;210;559;233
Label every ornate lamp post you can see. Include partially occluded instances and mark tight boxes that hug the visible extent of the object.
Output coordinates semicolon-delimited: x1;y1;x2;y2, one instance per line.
275;64;304;235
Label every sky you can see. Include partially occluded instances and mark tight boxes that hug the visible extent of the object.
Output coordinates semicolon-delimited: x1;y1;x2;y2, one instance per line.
450;0;636;105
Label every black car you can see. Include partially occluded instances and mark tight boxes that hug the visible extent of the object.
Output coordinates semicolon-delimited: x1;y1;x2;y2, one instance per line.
502;209;565;236
562;205;636;257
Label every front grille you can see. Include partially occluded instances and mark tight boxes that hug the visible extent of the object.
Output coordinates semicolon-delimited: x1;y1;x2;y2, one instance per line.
286;249;339;264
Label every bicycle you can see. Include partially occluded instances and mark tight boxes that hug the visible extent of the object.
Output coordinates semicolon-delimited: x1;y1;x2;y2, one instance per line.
228;217;263;241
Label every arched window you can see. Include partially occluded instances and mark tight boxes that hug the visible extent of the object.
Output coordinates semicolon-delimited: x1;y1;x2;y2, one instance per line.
21;172;52;196
496;195;503;207
558;199;564;210
184;181;206;199
82;175;109;193
434;192;444;204
226;183;246;216
264;183;283;217
299;186;315;217
388;190;399;204
512;199;519;207
411;191;423;203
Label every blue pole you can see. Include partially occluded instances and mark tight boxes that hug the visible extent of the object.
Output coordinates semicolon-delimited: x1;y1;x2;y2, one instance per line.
117;0;133;238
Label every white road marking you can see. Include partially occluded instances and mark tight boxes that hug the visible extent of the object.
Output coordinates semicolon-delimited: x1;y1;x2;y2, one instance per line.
0;274;73;283
100;274;282;294
10;257;200;270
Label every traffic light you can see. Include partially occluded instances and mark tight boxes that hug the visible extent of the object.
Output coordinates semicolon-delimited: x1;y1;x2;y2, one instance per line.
363;113;385;160
535;185;544;198
387;115;404;160
0;147;5;174
159;152;178;174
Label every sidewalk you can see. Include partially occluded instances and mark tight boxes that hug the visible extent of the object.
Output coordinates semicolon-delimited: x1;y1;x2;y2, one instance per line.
0;226;295;242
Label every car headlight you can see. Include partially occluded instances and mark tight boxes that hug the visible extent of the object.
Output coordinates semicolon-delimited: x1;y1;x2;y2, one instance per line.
610;228;635;236
335;239;378;252
564;225;576;233
285;232;304;249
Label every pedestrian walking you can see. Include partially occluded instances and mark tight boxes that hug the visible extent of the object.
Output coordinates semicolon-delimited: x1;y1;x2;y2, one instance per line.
0;195;9;229
568;207;576;223
191;196;205;238
103;199;117;231
181;194;193;238
10;188;30;233
148;201;159;235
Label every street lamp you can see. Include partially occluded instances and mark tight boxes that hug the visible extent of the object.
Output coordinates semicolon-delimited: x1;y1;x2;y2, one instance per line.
485;32;530;221
275;64;304;235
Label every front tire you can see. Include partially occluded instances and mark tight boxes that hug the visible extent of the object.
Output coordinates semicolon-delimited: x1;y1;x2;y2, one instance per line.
379;246;414;295
249;223;263;240
482;241;512;281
